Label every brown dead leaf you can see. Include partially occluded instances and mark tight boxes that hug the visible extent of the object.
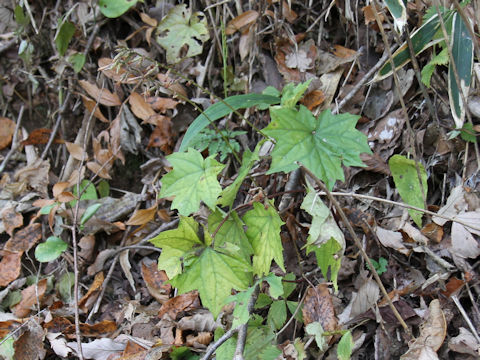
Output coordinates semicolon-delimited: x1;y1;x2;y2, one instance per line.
79;271;104;313
98;58;137;84
13;320;46;360
141;261;171;303
147;119;174;154
0;117;16;150
53;182;70;198
441;277;465;298
78;235;95;263
302;284;337;332
332;44;357;58
65;141;88;161
448;327;480;357
226;10;259;35
123;340;148;356
86;161;112;179
79;80;121;106
360;152;391;175
401;299;446;359
158;291;200;319
81;95;109;123
140;12;157;27
375;226;410;256
65;320;117;338
421;223;444;243
0;251;22;286
0;320;22;338
186;332;212;347
129;92;156;121
13;278;48;318
14;160;50;196
282;1;298;23
301;90;325;110
147;97;178;113
126;205;157;226
21;128;64;145
1;207;23;236
44;317;72;333
5;222;42;252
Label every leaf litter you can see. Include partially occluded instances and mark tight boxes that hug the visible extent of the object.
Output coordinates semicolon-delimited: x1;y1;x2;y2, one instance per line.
0;1;480;359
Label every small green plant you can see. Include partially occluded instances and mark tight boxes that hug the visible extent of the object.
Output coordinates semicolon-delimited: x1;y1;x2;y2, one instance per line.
148;79;371;358
189;128;246;161
368;257;388;275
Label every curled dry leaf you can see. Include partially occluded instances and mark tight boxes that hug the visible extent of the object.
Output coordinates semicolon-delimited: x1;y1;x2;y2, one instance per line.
13;278;48;318
158;291;200;319
301;90;325;110
1;206;23;236
53;182;70;198
448;327;480;357
65;141;88;161
13;320;46;360
129;92;156;121
126;205;157;226
282;0;298;23
401;299;446;359
225;10;259;35
98;58;136;84
15;159;51;196
81;95;109;123
147;96;178;113
147;119;174;154
21;128;64;145
350;279;380;319
79;79;121;106
375;226;410;256
79;271;104;313
0;251;22;287
120;250;135;292
186;331;212;347
302;284;337;332
432;186;466;226
141;260;171;303
0;117;16;150
86;161;111;179
5;222;42;252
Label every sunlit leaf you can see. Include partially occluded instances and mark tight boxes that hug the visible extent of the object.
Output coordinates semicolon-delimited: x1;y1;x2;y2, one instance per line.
159;148;225;216
264;106;370;190
35;236;68;263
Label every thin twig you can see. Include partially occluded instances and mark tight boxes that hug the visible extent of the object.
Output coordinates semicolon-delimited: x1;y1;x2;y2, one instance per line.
333;45;397;114
40;91;71;160
298;163;414;340
312;191;480;232
201;325;242;360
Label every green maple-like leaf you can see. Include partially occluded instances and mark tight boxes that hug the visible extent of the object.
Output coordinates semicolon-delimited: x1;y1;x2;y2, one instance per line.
208;210;253;260
243;202;285;276
149;216;204;278
156;4;210;64
169;247;252;318
159;148;225;216
264;106;371;190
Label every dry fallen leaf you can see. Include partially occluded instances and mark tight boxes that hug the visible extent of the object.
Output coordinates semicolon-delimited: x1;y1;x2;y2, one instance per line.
81;95;109;123
448;327;480;357
158;291;201;320
79;271;104;313
98;58;136;84
4;222;42;252
0;251;22;286
225;10;259;35
1;206;23;236
350;279;380;319
302;284;337;332
141;260;171;303
79;80;121;106
86;161;112;179
126;205;157;226
65;141;88;161
401;299;446;359
13;320;46;360
0;117;16;150
21;128;64;145
13;278;48;318
129;92;156;121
